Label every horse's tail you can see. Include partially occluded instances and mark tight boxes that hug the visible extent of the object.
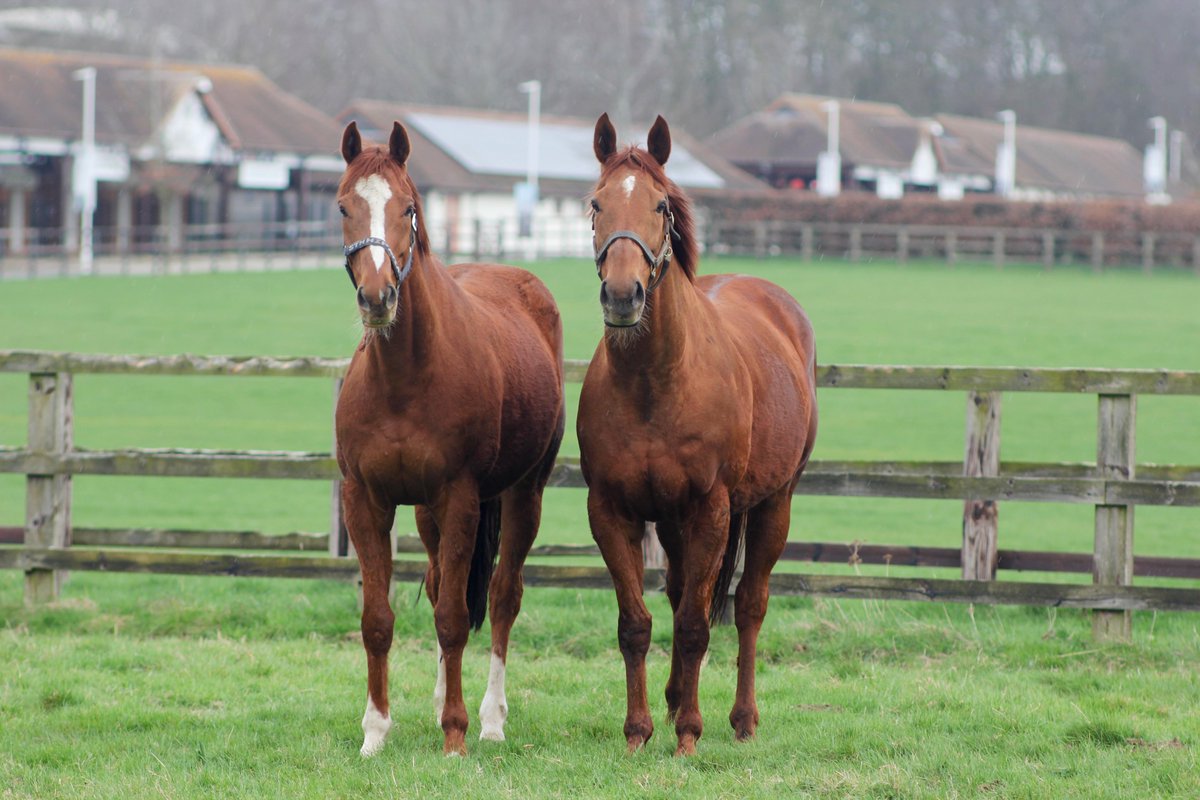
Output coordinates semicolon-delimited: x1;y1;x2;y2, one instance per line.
708;512;748;626
467;497;502;631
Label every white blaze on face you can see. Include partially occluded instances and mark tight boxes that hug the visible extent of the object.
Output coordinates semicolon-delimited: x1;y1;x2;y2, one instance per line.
360;697;391;758
354;174;393;271
478;651;508;741
434;644;446;725
621;174;637;199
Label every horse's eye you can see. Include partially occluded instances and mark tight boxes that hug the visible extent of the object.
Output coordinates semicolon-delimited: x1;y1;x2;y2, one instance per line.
338;204;348;218
656;200;667;213
406;205;416;217
590;199;600;214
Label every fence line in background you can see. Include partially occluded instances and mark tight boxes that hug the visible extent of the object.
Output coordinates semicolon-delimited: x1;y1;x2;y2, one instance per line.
5;218;1200;279
2;350;1199;642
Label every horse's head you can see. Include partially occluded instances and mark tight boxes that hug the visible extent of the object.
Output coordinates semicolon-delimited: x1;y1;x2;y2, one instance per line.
590;113;680;328
337;120;427;331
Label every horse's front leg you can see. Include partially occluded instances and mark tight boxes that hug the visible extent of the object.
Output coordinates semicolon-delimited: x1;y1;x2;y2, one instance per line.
672;488;732;756
588;490;654;752
342;479;397;757
431;484;482;756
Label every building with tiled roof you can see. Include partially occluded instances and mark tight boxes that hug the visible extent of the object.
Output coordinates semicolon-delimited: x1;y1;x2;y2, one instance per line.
337;100;765;257
711;92;1154;202
0;47;343;256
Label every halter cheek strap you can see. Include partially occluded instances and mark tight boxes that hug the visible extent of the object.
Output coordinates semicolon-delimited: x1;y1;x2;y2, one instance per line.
593;205;679;293
343;213;418;289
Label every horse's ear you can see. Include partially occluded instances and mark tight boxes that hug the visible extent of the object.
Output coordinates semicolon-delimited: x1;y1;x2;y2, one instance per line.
341;121;362;164
647;115;671;166
594;113;617;164
389;121;411;167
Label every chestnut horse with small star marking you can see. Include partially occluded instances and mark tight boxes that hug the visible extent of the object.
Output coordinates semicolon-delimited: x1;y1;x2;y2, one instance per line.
578;113;818;756
335;120;565;757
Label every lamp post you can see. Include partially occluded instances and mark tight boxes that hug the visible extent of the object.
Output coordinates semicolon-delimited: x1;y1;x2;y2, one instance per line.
72;66;96;274
518;80;540;202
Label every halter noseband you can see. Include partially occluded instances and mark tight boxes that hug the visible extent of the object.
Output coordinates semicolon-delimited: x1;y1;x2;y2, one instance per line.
593;200;680;293
343;212;418;289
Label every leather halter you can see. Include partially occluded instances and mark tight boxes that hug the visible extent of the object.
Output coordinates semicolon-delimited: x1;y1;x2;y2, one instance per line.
593;200;679;293
343;212;418;289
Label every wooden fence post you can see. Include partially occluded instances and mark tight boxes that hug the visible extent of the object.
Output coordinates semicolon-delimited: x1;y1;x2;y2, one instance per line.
329;377;350;558
849;226;862;262
1042;232;1055;270
1093;394;1135;641
992;231;1005;269
25;372;73;605
962;391;1000;580
801;224;814;262
946;231;958;266
1141;233;1155;274
896;228;909;264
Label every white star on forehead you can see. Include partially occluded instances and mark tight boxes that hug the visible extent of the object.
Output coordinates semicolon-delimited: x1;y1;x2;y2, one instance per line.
354;174;392;271
621;174;637;198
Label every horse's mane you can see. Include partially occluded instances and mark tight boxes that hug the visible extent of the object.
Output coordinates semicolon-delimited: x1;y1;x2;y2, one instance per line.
340;145;432;259
597;146;699;281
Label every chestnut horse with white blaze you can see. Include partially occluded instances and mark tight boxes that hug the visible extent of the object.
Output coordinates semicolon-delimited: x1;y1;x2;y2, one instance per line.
577;114;818;756
335;121;565;756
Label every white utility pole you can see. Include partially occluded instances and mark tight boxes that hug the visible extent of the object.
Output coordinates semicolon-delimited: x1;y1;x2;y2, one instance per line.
816;99;841;197
995;109;1017;198
73;66;97;274
1169;129;1185;185
518;79;541;200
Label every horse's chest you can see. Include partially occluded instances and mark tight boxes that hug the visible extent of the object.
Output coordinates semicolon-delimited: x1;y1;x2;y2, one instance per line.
607;434;726;519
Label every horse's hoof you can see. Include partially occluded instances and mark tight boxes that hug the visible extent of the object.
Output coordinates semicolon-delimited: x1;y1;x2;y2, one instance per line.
479;726;505;742
443;730;467;756
734;726;757;742
626;735;647;754
674;733;697;757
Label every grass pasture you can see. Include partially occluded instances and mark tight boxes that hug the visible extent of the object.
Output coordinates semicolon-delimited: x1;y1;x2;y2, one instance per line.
2;256;1200;797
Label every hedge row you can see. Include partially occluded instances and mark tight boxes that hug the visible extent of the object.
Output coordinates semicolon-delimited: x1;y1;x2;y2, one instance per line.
697;191;1200;233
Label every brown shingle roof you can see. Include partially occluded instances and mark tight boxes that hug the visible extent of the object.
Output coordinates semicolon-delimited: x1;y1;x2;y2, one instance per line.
710;93;923;172
935;113;1144;197
0;47;340;156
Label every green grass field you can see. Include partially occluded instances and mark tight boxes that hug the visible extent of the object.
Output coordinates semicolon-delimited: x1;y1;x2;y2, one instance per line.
3;257;1200;798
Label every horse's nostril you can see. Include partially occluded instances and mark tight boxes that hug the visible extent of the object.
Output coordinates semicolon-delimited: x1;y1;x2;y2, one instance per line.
384;285;397;306
634;281;645;304
599;281;609;305
356;286;369;309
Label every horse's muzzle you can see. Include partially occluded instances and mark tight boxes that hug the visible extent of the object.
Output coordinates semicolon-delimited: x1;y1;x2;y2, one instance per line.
358;284;398;328
600;279;645;327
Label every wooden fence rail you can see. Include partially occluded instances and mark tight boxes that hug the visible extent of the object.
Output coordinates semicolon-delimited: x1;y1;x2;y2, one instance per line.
3;349;1200;641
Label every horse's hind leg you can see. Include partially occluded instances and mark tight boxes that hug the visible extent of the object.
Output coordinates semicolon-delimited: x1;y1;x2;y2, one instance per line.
477;480;541;741
431;484;482;756
729;484;792;741
656;522;684;723
343;479;397;757
415;506;446;726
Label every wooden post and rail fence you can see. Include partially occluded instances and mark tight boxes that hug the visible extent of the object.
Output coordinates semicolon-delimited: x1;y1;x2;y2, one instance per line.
2;350;1200;642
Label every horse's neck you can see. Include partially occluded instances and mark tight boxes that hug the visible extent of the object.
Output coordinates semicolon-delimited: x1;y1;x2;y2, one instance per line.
364;254;454;370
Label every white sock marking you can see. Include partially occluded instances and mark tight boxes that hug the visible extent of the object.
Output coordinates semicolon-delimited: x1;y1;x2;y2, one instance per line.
360;697;391;757
434;644;446;725
621;174;637;198
478;652;508;741
354;174;393;271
